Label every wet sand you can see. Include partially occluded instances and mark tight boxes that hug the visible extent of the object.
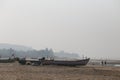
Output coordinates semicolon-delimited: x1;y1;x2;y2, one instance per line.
0;62;119;80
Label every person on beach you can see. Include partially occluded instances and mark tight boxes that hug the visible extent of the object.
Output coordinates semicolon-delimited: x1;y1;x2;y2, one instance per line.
101;61;104;66
104;61;107;66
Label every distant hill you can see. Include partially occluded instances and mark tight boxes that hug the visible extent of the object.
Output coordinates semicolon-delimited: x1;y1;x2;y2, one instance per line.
54;51;80;60
0;43;80;59
0;43;33;51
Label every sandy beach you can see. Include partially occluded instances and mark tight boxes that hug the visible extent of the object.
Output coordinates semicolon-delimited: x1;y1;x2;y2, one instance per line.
0;62;119;80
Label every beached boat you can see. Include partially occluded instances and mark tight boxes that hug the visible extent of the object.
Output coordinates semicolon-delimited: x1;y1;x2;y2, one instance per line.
18;58;90;66
42;58;90;66
0;58;15;63
18;58;41;65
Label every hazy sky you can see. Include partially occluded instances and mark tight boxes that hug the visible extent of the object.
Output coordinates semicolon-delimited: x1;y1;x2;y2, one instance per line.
0;0;120;59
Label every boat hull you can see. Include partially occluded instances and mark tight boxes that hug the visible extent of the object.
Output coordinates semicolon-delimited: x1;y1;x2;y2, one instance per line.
18;58;90;66
0;59;15;63
42;58;90;66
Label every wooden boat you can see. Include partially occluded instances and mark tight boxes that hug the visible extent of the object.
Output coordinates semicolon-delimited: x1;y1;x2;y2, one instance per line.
0;58;15;63
42;58;90;66
18;58;41;65
18;58;90;66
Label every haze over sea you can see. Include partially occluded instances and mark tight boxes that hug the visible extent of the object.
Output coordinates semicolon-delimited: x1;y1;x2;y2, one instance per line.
0;0;120;60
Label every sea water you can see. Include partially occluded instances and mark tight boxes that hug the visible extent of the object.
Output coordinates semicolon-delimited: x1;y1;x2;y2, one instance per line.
114;64;120;67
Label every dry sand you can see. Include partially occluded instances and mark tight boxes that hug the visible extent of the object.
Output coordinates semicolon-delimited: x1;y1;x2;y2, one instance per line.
0;62;119;80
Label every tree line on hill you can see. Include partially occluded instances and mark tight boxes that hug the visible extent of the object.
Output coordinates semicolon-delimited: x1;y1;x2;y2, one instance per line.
0;43;80;59
0;48;54;59
0;48;80;59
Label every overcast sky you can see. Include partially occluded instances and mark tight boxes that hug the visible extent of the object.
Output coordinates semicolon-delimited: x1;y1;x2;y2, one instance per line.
0;0;120;59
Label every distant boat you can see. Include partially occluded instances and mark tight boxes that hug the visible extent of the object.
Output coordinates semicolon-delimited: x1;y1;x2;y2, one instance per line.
0;58;15;63
18;58;42;65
